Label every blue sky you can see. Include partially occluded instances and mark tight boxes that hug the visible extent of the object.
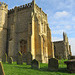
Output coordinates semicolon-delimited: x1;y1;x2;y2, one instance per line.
1;0;75;55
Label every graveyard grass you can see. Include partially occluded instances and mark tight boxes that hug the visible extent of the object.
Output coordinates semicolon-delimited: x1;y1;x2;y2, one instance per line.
3;60;75;75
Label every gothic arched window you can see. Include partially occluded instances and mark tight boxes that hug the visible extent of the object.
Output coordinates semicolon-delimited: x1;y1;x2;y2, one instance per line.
20;40;27;54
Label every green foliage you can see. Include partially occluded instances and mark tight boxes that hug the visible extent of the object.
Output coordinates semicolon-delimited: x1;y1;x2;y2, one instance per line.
3;60;75;75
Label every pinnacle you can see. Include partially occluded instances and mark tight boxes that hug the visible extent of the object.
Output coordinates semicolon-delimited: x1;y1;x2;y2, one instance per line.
32;0;35;2
33;0;35;1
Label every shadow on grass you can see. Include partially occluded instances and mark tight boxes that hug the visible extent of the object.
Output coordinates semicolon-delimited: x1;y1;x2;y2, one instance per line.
4;62;69;73
58;68;68;73
13;66;31;69
39;67;68;73
38;67;68;73
13;64;69;73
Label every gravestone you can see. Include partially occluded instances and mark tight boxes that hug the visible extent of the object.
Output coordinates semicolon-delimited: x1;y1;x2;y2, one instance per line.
8;56;13;64
48;58;58;71
0;62;5;75
26;52;32;65
64;59;75;73
17;52;23;65
31;59;40;69
2;53;7;63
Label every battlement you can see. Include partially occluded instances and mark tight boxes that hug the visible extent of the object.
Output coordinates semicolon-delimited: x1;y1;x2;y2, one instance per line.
8;0;47;19
35;4;47;18
8;2;32;15
0;2;8;9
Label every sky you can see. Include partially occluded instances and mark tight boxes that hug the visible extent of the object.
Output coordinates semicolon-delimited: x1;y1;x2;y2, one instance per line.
0;0;75;55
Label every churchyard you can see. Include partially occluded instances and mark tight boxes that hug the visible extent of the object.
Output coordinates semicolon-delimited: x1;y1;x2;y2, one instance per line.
1;59;75;75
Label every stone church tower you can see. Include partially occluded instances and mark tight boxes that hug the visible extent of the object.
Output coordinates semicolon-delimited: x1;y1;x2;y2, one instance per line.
0;2;8;61
0;0;54;63
63;32;72;58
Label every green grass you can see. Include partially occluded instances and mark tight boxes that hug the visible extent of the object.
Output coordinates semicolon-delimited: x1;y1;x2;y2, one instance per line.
3;60;75;75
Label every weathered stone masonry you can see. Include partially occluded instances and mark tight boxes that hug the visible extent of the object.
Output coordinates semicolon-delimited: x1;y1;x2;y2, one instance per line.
0;0;54;63
0;2;8;61
53;32;72;59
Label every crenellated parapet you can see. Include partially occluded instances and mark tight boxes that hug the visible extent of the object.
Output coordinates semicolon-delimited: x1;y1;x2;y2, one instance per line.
8;9;14;14
35;4;47;19
0;2;8;6
8;2;32;15
0;2;8;10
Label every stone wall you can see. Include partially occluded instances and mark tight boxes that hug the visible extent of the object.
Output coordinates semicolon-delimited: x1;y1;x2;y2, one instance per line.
0;2;8;59
32;1;54;63
53;32;72;59
8;3;32;60
0;0;54;63
47;26;54;58
54;41;66;59
33;10;48;63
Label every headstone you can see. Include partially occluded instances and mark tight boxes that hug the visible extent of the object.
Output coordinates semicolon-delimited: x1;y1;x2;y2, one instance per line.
8;56;13;64
48;58;58;71
2;53;7;63
26;52;32;65
64;59;75;73
31;59;40;69
17;52;23;65
0;62;5;75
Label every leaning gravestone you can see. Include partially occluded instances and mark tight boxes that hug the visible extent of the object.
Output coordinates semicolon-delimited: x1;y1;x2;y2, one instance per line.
31;59;40;69
17;52;23;65
48;58;58;71
26;52;32;65
2;53;7;63
8;56;13;64
0;62;5;75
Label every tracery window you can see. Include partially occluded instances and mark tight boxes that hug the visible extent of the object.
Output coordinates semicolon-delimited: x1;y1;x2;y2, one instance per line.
20;40;27;54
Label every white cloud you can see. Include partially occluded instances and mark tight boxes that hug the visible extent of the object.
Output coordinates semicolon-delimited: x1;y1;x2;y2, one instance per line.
52;29;65;35
54;11;70;19
65;25;72;30
57;0;73;10
56;25;61;29
73;26;75;29
72;17;75;21
52;37;63;42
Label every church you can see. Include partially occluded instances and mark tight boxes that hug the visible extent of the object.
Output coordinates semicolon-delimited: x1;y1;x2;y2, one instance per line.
0;0;54;63
53;32;72;59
